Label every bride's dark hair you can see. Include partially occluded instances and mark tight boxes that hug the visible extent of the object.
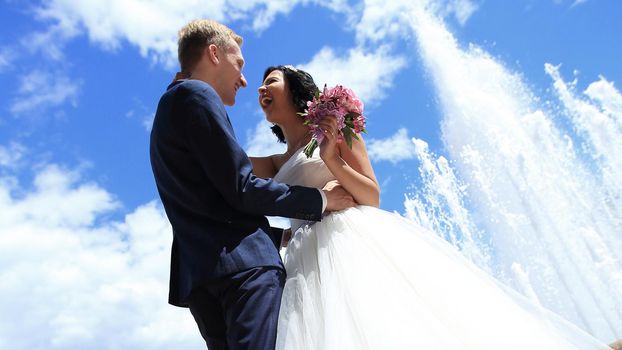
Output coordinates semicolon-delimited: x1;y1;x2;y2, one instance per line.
263;65;318;143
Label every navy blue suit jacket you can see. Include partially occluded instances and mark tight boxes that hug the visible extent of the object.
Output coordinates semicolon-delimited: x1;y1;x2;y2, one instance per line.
150;80;322;307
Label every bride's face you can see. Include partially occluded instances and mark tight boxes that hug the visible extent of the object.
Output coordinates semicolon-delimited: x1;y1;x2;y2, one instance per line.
258;70;297;124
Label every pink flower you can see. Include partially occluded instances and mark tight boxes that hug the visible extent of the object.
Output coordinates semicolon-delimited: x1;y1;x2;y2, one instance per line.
300;84;367;158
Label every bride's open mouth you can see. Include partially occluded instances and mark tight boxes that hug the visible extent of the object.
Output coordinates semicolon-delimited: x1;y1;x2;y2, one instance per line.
260;96;273;109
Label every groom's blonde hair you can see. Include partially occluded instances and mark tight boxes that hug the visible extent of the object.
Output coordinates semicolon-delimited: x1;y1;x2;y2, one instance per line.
177;19;243;73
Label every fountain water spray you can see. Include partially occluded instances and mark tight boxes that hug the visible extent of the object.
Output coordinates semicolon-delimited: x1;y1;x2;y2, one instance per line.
403;3;622;342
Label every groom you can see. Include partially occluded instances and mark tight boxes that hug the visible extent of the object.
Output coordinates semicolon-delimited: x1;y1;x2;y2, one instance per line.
150;19;355;349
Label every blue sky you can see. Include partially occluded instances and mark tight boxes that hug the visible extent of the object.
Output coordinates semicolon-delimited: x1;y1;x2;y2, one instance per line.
0;0;620;348
0;0;619;213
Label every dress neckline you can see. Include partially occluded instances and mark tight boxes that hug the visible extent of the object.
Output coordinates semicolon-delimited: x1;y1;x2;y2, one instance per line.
275;146;306;178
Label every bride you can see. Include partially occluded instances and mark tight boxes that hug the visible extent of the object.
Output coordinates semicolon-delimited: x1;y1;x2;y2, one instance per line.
250;65;610;349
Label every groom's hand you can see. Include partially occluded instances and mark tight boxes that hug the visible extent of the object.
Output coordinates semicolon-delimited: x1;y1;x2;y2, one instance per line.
322;180;356;212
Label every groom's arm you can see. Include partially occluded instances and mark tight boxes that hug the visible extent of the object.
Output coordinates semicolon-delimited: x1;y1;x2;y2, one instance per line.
182;85;324;221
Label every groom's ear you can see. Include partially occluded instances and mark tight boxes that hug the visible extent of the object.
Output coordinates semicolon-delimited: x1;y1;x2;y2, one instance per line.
206;44;219;65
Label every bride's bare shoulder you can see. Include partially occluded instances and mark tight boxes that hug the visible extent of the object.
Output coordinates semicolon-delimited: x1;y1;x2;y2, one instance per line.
249;155;278;179
250;152;293;178
270;153;293;173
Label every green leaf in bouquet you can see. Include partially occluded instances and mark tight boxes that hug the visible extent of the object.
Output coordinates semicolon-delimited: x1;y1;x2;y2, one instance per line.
314;86;321;100
342;127;354;149
344;112;359;120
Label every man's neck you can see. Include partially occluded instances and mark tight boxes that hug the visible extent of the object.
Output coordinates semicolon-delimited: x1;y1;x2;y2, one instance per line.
189;63;216;85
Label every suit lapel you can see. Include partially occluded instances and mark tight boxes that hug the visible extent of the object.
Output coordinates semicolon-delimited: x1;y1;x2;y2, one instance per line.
224;112;236;138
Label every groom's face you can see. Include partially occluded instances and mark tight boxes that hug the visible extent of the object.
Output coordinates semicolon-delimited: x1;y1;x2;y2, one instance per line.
216;42;247;106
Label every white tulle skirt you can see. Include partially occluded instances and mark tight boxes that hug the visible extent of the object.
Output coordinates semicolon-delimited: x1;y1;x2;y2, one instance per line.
276;206;609;350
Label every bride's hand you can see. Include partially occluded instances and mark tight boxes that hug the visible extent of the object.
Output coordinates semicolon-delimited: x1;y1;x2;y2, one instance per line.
318;116;339;162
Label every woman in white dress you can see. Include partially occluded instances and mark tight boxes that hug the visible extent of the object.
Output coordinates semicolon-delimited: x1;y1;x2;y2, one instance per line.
250;65;611;349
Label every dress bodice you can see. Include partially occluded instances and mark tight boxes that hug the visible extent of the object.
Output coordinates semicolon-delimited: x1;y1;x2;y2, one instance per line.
273;147;336;189
273;147;336;231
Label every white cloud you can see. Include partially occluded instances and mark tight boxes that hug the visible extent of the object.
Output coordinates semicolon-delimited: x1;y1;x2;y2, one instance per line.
12;164;119;227
0;47;15;72
29;0;470;69
125;99;156;132
230;0;302;32
354;0;478;44
0;163;202;349
367;128;417;163
228;0;356;32
245;118;286;157
21;22;78;61
143;113;156;132
571;0;589;7
298;45;407;106
440;0;478;26
30;0;354;68
354;0;417;43
0;142;27;169
32;0;189;66
22;0;478;71
10;70;80;115
552;0;589;7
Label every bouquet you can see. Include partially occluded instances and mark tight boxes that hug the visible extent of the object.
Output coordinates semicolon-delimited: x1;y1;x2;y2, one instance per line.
300;84;367;158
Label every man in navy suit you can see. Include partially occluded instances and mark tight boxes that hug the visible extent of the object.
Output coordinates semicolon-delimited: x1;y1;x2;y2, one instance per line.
150;19;355;349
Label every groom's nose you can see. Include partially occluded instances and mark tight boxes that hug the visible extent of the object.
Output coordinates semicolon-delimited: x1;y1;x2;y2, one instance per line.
240;74;248;88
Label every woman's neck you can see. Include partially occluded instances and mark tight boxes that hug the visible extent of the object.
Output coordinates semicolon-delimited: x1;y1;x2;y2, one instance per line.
281;119;311;155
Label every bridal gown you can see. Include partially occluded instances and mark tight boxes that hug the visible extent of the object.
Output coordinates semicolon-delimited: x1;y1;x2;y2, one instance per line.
273;147;609;350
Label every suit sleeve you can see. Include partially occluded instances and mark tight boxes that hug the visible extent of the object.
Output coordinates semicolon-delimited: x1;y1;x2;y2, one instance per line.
182;92;322;221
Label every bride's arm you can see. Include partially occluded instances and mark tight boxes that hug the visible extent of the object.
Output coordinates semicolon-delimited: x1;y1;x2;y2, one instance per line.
318;119;380;207
249;156;277;179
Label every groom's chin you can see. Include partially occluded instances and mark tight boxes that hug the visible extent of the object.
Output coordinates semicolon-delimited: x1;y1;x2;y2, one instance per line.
226;93;239;106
